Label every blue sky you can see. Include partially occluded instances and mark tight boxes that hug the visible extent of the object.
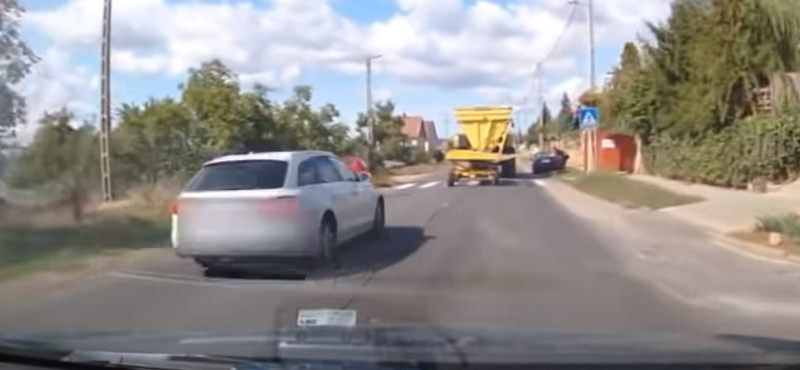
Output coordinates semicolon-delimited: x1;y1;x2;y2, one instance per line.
18;0;672;142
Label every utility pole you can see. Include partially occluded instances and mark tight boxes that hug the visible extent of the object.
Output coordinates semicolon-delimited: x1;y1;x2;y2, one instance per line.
588;0;596;91
365;55;382;170
587;0;597;172
365;55;382;145
536;62;545;150
444;114;450;140
99;0;113;202
570;0;598;171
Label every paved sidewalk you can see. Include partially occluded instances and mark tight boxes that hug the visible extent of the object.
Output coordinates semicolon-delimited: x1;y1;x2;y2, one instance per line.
630;175;800;234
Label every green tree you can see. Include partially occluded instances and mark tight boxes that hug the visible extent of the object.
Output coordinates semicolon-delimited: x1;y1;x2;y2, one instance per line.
274;85;354;154
541;103;552;126
112;59;360;192
113;98;212;188
603;0;800;187
234;84;284;152
0;0;39;129
355;100;407;163
8;109;97;221
180;60;242;151
556;93;575;133
601;41;645;132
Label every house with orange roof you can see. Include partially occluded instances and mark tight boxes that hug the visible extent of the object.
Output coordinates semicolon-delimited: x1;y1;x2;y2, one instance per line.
401;114;439;153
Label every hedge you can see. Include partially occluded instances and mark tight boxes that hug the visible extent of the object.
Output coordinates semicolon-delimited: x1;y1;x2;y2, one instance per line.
643;114;800;188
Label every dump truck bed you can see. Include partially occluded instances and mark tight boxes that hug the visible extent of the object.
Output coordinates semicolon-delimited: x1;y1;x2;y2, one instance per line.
445;106;513;163
445;106;517;186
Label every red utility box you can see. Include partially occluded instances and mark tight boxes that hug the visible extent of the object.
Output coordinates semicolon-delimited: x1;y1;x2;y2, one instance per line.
597;133;637;173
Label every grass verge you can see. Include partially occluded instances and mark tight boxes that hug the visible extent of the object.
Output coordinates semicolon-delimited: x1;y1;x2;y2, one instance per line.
755;213;800;241
730;213;800;256
370;167;394;188
0;210;170;281
729;230;800;257
557;169;703;210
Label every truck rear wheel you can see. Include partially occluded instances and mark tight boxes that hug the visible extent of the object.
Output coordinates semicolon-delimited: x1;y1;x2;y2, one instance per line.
500;159;516;178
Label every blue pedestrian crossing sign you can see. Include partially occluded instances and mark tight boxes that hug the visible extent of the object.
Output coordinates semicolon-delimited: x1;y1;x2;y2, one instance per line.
578;106;599;128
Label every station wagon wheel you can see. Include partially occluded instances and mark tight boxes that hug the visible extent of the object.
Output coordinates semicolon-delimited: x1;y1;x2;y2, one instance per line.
371;199;385;235
319;218;339;269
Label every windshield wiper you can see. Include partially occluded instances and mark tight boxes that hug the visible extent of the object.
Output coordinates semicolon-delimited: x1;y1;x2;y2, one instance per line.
0;339;273;370
66;351;278;370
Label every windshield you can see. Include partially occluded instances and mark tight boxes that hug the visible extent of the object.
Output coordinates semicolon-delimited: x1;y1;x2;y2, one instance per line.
3;0;800;367
185;160;288;191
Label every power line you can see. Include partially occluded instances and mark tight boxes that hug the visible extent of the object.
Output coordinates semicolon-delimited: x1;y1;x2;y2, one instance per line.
522;3;580;112
540;4;581;70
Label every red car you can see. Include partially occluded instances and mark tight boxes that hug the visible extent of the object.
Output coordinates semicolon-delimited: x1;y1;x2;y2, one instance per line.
341;155;370;176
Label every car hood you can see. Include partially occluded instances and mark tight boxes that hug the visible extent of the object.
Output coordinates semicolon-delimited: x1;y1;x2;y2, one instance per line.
3;326;800;365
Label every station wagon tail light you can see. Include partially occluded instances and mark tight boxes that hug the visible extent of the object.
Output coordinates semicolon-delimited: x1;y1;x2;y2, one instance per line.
260;196;298;216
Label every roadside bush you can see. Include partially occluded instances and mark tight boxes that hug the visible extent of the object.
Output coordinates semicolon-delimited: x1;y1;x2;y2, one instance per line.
432;150;445;163
643;114;800;188
756;213;800;243
408;147;431;165
128;178;185;215
370;167;393;188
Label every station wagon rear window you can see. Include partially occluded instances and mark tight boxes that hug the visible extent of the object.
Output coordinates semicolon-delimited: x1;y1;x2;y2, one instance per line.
185;160;288;191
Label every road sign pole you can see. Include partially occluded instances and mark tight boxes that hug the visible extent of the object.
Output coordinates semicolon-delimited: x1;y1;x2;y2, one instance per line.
589;127;597;172
577;106;600;173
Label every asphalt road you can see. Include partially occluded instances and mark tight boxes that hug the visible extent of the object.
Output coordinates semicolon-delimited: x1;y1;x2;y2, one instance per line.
1;171;799;341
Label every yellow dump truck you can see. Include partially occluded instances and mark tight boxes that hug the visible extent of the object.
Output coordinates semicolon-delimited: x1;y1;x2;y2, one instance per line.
445;106;517;187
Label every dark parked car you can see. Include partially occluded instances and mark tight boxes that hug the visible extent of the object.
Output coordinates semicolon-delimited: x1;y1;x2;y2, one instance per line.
532;149;569;174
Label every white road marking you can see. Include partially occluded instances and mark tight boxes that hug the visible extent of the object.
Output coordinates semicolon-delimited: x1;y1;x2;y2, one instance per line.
108;270;553;300
108;271;322;290
532;179;547;187
392;183;416;190
419;181;440;189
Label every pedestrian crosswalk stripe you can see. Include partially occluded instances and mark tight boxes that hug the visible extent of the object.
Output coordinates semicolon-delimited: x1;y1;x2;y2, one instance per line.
384;178;546;191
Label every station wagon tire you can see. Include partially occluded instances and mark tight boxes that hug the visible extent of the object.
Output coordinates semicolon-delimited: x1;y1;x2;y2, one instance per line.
194;257;216;269
371;199;385;236
318;217;340;269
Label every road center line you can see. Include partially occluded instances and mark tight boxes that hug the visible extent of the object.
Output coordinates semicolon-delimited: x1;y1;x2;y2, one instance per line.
393;183;416;190
419;181;440;189
533;179;547;187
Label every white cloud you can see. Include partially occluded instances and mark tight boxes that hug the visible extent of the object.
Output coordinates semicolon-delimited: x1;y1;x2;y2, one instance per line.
17;46;99;143
546;76;587;107
239;64;304;89
21;0;674;116
373;87;393;102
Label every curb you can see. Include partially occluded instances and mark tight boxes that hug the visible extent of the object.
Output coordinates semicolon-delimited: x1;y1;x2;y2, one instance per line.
710;233;800;265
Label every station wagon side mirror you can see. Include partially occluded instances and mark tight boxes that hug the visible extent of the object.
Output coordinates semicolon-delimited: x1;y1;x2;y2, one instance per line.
358;172;371;182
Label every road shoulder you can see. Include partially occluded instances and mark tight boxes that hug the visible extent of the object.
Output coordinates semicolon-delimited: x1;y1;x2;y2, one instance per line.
539;178;800;322
555;171;800;265
0;248;176;318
